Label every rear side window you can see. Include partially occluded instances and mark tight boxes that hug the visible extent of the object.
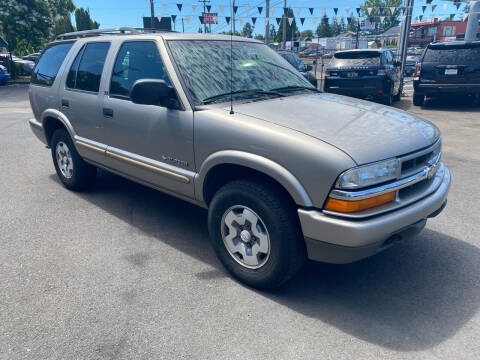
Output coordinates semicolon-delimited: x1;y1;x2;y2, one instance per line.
67;42;110;93
330;52;381;67
31;42;73;86
110;41;170;99
423;46;480;65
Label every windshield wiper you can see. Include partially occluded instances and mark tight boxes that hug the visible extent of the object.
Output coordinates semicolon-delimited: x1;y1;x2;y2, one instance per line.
270;85;319;93
202;88;282;104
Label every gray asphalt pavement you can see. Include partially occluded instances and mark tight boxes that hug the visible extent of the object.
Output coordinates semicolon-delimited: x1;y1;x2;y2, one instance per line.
1;84;479;359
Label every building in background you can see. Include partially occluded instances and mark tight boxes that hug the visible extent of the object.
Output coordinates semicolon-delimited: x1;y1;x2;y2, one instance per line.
409;19;480;47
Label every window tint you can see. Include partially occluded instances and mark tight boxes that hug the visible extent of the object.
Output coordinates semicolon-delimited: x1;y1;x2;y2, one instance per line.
110;41;170;98
423;46;480;65
31;42;73;86
74;42;110;92
66;45;84;89
330;51;381;67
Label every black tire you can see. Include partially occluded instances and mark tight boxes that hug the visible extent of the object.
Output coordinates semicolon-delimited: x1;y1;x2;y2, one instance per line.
382;84;394;106
208;179;306;289
394;84;402;101
413;92;425;106
50;128;96;191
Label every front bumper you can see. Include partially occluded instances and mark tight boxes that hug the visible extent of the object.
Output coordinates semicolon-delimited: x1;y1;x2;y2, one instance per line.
298;164;451;264
28;117;47;145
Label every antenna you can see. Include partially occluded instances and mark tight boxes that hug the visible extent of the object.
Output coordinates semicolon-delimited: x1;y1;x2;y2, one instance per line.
229;0;234;115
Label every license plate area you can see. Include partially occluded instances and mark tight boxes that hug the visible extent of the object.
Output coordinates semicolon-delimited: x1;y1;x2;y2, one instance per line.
445;68;458;75
347;72;358;78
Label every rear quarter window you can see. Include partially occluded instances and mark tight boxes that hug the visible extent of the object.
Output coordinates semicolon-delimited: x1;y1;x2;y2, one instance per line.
423;46;480;65
31;42;73;86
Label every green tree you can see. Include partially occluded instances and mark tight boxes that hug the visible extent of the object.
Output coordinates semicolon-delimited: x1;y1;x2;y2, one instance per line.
361;0;402;34
316;15;332;37
275;9;299;43
331;17;345;36
254;33;265;41
241;22;253;38
347;14;359;33
75;8;99;31
300;30;313;40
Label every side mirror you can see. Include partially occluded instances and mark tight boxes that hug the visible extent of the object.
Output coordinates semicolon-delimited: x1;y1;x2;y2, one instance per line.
130;79;180;109
305;64;313;71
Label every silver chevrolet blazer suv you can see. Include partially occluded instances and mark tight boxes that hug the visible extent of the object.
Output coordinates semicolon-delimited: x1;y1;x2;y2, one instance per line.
28;28;451;288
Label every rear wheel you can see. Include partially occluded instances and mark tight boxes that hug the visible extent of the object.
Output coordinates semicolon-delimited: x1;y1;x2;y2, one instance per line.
383;91;393;106
51;128;96;190
394;84;402;101
208;179;306;289
413;92;425;106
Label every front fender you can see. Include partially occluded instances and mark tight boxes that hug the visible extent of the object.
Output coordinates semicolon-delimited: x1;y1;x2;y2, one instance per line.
195;150;313;207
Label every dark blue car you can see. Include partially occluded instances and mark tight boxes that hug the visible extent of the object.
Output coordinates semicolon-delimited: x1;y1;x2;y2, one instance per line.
324;49;402;105
0;65;10;85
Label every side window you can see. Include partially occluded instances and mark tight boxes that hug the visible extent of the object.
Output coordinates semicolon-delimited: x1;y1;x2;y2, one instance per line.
110;41;170;99
66;45;84;89
31;42;73;86
68;42;110;93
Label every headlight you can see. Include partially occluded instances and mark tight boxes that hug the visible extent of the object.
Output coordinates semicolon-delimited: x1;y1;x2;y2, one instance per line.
336;158;399;189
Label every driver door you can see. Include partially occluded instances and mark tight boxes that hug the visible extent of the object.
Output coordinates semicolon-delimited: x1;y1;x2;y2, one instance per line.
102;40;195;198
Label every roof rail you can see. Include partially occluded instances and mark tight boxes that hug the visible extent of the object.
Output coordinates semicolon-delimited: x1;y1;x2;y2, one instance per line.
55;27;140;40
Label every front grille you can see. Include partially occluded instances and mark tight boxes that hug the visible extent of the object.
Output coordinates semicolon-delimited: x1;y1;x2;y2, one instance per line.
400;140;441;178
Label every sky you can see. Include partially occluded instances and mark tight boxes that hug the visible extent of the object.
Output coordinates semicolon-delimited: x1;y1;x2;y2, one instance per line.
73;0;468;35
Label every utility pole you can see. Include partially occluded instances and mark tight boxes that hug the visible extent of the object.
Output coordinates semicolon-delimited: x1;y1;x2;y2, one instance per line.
182;17;185;33
466;1;480;41
232;0;236;34
150;0;155;28
265;0;270;44
265;1;270;44
282;0;287;49
199;0;210;33
356;17;360;48
398;0;414;90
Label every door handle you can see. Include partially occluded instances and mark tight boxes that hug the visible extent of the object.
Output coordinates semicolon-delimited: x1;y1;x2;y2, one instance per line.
103;108;114;118
61;99;69;108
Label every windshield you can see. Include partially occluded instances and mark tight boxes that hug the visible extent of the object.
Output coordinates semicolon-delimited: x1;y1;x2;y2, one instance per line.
423;45;480;65
168;40;313;105
330;52;381;67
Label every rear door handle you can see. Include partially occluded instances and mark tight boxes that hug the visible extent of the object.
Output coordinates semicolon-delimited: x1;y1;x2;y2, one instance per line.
103;108;114;118
61;99;69;108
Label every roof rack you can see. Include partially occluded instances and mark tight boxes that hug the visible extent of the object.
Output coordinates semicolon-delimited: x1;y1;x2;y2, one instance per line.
56;27;140;40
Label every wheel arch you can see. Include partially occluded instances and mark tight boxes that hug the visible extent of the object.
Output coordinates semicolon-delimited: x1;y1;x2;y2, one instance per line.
196;150;313;208
41;109;76;146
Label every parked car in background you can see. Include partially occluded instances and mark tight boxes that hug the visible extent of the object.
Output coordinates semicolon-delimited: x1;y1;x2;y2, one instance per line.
22;53;41;63
413;40;480;106
0;64;9;85
404;55;420;76
324;49;402;105
277;50;318;87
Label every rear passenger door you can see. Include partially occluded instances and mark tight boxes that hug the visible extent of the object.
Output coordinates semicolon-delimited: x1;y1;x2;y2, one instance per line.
61;42;110;153
101;40;195;198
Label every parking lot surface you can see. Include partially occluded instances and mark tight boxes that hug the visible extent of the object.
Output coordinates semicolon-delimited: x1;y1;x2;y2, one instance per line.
1;84;479;359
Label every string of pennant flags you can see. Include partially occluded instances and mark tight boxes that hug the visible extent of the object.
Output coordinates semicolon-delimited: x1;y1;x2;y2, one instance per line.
154;2;469;28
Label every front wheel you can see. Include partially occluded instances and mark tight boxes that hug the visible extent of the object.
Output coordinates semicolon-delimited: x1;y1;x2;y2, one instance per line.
208;179;306;289
51;128;96;190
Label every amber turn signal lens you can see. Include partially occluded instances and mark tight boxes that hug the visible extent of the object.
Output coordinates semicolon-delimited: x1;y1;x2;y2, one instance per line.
325;192;396;213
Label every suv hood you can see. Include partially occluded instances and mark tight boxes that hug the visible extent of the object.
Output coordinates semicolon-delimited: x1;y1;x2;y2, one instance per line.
228;93;440;164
